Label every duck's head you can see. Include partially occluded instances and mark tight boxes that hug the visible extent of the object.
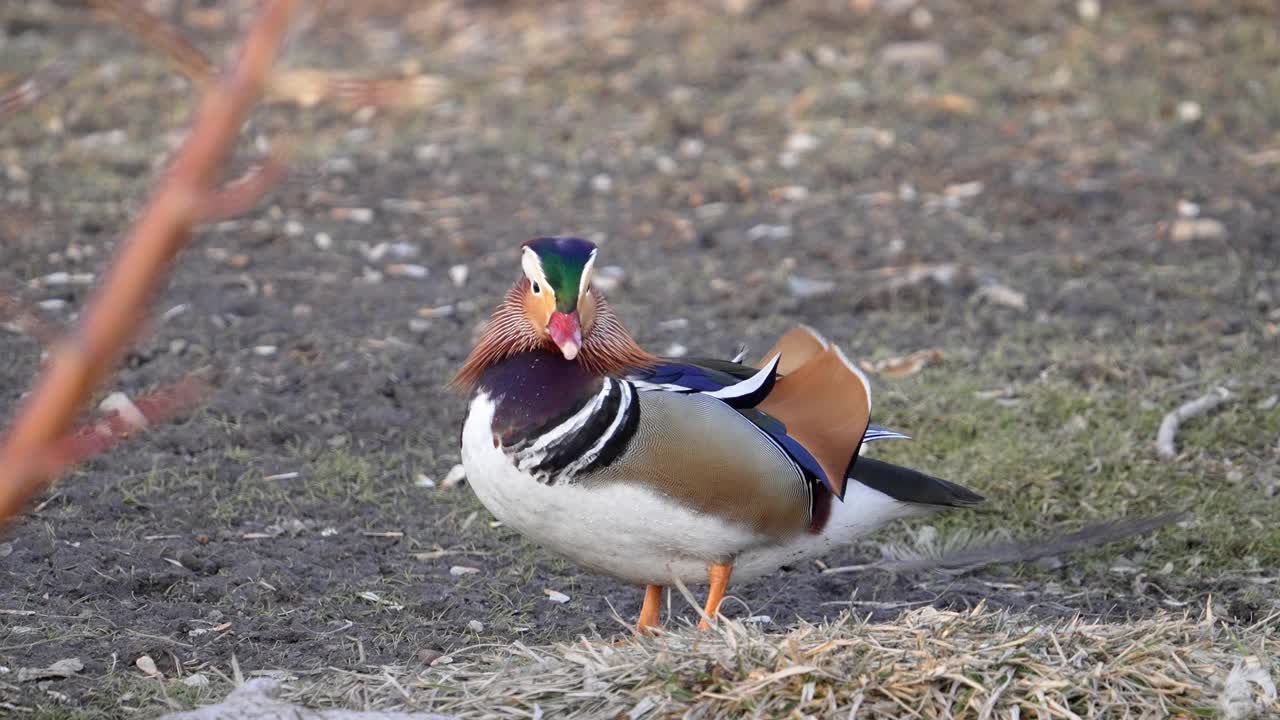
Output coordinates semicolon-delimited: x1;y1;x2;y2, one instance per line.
452;237;655;388
519;236;598;361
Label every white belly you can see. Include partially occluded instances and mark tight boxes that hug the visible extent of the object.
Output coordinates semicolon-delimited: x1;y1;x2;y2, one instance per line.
461;393;913;586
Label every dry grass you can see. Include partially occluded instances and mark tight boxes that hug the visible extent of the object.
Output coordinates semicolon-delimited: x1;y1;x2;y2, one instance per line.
280;604;1279;719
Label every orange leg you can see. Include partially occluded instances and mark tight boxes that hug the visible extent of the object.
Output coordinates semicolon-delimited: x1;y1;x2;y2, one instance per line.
636;584;664;635
698;562;734;630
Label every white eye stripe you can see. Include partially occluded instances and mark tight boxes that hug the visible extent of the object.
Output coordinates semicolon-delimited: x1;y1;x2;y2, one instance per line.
521;247;551;298
578;249;597;300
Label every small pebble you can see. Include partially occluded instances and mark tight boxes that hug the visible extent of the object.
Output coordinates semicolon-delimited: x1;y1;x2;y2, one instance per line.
1062;414;1088;436
408;318;432;334
878;41;946;70
467;620;484;632
388;242;419;259
679;137;705;158
284;220;304;237
784;132;819;154
333;207;374;224
415;144;441;163
386;263;429;279
41;272;94;286
449;264;469;287
99;392;148;429
362;242;389;262
253;345;278;357
314;232;333;250
747;224;792;241
323;157;356;174
592;266;627;293
778;186;809;202
450;566;480;576
664;343;688;358
787;274;836;299
1176;100;1202;124
909;6;933;29
944;181;984;199
414;473;436;488
544;589;571;604
591;174;613;194
417;304;455;319
655;155;678;174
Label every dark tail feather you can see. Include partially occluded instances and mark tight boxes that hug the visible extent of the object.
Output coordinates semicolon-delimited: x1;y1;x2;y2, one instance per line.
851;457;984;507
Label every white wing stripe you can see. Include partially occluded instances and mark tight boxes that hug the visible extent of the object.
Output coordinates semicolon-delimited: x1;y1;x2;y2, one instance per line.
564;382;634;476
524;378;612;457
705;353;780;400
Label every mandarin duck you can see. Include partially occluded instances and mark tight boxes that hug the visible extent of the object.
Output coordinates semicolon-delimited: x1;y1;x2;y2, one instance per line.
454;237;982;634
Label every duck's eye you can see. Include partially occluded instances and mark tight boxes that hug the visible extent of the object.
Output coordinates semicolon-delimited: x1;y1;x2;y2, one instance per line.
531;281;542;294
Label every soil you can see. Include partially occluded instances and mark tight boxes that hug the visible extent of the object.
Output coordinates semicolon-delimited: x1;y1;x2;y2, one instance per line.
1;0;1278;715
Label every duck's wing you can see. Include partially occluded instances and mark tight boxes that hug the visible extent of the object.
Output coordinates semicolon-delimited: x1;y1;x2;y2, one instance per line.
625;327;906;499
593;390;816;539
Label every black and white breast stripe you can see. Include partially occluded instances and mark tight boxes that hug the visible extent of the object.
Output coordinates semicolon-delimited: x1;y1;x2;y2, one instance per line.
508;378;640;485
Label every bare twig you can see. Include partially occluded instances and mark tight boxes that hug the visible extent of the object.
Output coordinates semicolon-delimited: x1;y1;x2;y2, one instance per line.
90;0;446;111
0;0;299;529
88;0;218;85
198;153;290;223
1156;387;1232;460
0;291;63;346
0;62;74;116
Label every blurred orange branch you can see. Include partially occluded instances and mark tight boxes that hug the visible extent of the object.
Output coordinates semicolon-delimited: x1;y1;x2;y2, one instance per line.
0;0;299;528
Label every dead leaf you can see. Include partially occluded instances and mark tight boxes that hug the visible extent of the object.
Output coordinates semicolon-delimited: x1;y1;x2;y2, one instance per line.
975;283;1028;311
136;654;160;677
17;657;83;682
860;349;944;379
1236;147;1280;167
1168;218;1226;242
912;93;977;115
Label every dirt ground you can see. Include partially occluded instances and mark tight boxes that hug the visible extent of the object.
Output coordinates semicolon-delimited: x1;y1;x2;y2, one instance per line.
2;0;1278;716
